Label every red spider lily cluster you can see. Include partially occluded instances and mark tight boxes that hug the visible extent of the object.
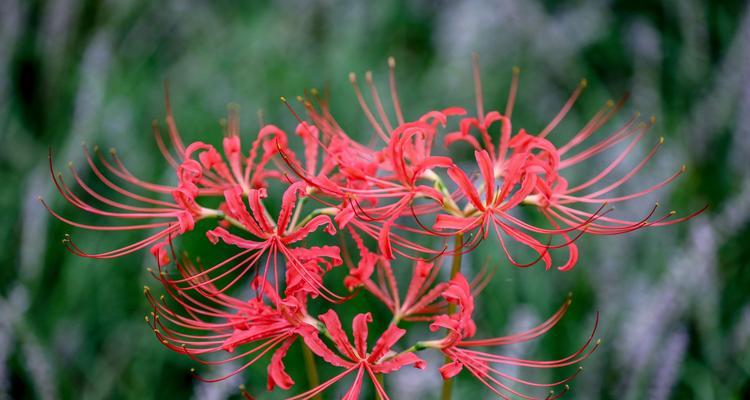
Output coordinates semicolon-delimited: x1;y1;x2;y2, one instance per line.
43;56;701;399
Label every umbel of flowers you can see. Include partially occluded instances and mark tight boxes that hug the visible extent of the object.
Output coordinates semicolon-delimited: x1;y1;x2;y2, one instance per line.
43;55;701;399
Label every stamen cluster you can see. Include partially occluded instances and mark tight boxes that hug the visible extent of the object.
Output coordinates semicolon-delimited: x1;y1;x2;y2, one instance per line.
43;56;700;399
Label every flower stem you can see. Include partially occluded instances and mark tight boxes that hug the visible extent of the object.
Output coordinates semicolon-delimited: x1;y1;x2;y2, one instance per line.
301;343;321;400
376;373;385;400
287;195;307;233
440;233;463;400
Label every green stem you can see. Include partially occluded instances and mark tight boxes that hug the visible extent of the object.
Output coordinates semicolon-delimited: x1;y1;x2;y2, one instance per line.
201;208;246;232
287;196;307;233
301;343;322;400
440;233;463;400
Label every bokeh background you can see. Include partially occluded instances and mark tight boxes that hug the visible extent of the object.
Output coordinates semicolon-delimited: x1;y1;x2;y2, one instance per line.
2;0;749;399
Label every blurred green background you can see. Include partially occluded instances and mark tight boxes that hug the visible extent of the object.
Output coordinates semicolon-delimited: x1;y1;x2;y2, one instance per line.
2;0;749;399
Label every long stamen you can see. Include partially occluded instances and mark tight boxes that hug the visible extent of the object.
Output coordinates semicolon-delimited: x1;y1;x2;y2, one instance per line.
538;78;587;139
365;71;394;133
388;57;405;125
163;80;186;155
504;66;520;118
472;53;485;124
349;72;389;142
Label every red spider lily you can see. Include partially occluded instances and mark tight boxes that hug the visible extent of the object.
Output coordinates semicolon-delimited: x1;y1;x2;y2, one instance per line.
424;275;598;400
43;56;703;400
155;90;290;195
435;148;604;271
290;310;426;400
436;56;703;270
41;148;208;261
346;257;451;323
342;230;493;323
41;95;292;262
282;116;460;260
177;181;344;301
279;63;468;261
145;257;318;389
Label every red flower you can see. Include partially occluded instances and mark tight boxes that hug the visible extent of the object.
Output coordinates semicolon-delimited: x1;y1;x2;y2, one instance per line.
44;58;702;399
291;311;426;400
145;257;317;388
435;58;703;271
436;148;573;270
41;147;205;260
41;96;291;262
343;232;493;323
289;107;463;260
424;274;598;399
155;98;290;195
185;181;344;301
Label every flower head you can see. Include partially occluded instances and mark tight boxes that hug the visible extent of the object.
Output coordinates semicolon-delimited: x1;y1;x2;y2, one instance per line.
145;257;318;387
425;274;598;399
44;56;702;399
292;310;426;400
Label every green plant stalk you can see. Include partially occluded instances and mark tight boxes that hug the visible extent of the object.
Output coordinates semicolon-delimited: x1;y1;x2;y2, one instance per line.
440;233;463;400
301;343;322;400
376;373;385;400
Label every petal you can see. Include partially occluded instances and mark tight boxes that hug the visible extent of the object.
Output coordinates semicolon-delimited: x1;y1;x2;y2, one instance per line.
223;135;243;182
277;182;307;233
286;245;342;266
439;360;464;380
318;309;357;360
149;241;170;265
267;337;296;391
429;315;460;333
352;313;372;357
475;150;495;205
378;218;395;260
247;188;274;232
298;326;351;368
249;124;290;173
434;214;481;232
295;122;320;174
374;353;426;374
368;324;406;362
447;166;484;210
284;215;336;244
205;227;266;249
402;260;434;308
344;252;378;290
444;131;482;151
412;156;453;182
222;185;264;236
